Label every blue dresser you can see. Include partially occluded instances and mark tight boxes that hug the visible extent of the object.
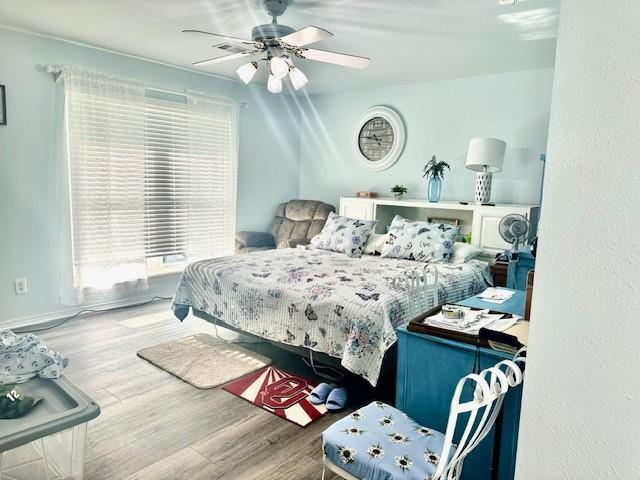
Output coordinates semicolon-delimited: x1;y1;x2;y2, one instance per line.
396;326;523;480
507;251;535;290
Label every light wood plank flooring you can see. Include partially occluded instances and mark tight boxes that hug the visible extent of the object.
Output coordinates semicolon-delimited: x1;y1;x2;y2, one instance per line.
38;300;387;479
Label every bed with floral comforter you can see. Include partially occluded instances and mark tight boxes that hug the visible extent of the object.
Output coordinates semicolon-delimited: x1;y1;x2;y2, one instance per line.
172;248;491;385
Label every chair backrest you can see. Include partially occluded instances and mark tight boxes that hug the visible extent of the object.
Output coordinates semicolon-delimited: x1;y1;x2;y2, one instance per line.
392;264;439;319
270;200;336;248
433;348;527;480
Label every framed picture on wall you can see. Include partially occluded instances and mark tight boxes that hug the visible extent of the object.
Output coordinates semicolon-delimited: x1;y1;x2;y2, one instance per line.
0;85;5;125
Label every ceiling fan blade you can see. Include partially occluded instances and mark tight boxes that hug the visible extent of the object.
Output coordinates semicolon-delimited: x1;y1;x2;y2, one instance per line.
297;48;370;69
280;25;333;47
183;29;255;46
192;51;255;67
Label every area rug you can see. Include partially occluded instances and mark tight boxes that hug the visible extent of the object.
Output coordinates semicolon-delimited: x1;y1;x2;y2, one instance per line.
223;366;328;427
137;333;271;389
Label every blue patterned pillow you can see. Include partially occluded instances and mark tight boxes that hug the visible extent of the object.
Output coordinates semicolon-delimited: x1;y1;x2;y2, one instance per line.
311;212;378;257
380;215;459;263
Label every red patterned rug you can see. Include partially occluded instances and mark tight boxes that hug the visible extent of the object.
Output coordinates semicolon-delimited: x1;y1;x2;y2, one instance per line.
223;366;328;427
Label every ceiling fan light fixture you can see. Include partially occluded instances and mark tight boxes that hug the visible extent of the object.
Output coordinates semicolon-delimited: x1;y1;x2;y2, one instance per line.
289;66;308;90
185;4;370;92
267;74;283;94
236;62;258;84
270;56;290;79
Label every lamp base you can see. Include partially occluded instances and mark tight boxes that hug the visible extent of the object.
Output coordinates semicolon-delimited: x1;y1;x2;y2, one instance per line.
475;172;493;204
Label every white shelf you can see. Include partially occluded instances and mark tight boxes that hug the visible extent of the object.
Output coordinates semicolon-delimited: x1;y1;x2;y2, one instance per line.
339;196;539;255
345;196;538;210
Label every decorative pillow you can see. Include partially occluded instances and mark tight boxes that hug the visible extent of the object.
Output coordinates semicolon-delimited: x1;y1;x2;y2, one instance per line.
380;215;459;262
363;233;388;255
451;242;483;264
310;212;378;257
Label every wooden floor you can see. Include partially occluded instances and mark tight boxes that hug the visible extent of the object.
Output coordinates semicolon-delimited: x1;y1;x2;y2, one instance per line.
38;300;386;480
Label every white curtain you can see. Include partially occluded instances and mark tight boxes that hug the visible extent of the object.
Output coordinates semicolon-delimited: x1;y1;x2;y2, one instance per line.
185;92;239;260
60;66;148;303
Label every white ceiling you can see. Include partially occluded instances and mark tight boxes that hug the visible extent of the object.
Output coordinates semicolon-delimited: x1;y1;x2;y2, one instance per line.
0;0;560;95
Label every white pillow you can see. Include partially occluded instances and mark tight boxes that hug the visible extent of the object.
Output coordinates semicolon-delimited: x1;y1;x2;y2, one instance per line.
363;233;388;255
381;215;459;263
310;212;378;257
450;242;483;264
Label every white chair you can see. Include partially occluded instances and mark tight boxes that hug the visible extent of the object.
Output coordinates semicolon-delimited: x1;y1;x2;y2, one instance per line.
321;348;526;480
392;264;439;319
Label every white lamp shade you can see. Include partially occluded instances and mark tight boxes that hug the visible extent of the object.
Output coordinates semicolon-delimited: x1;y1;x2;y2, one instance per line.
236;62;258;84
289;67;308;90
267;74;283;93
270;56;289;79
465;138;506;173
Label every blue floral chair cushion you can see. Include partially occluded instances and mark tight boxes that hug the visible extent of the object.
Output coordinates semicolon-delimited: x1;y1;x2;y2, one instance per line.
380;215;459;263
322;401;456;480
311;212;378;257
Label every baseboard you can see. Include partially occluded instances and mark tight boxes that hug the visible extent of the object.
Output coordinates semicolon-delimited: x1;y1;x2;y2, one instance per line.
1;293;173;331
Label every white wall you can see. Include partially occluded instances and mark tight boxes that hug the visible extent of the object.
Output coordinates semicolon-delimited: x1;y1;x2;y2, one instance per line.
515;1;640;478
0;28;300;326
297;69;553;209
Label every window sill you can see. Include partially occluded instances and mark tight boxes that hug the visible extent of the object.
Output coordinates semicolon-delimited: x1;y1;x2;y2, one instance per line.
147;264;186;278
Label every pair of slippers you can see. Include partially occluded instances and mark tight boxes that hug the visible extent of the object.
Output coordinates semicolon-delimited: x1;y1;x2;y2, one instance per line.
309;383;347;412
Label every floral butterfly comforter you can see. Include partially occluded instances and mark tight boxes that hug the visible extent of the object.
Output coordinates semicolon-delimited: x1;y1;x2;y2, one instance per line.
172;248;491;385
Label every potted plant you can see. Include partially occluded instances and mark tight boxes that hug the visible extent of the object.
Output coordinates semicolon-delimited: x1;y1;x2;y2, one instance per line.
390;185;408;198
422;155;450;202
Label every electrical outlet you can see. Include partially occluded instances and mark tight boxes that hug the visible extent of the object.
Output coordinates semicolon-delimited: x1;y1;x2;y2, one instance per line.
14;278;28;295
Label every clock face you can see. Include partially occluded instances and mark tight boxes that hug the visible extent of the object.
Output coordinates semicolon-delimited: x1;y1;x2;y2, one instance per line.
354;106;405;171
358;116;395;162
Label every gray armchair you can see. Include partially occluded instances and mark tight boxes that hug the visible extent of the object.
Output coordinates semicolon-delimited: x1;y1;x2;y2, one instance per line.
235;199;336;254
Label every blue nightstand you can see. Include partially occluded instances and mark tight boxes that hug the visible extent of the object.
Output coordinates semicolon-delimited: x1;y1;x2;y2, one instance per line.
396;326;523;480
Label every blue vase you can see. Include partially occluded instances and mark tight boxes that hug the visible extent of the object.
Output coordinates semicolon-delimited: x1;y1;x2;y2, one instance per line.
428;176;442;202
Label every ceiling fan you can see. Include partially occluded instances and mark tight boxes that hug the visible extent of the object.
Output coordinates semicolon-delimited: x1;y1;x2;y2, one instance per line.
183;0;371;93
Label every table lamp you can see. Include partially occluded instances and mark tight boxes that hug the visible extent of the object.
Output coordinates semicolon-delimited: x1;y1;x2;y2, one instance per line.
465;138;506;204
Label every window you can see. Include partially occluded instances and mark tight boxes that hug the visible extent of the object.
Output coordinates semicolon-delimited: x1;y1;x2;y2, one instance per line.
143;91;239;273
144;93;189;272
62;67;238;291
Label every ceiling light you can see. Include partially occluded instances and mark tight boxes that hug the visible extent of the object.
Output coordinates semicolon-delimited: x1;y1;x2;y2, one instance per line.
236;62;258;84
289;67;308;90
270;56;289;79
267;74;282;94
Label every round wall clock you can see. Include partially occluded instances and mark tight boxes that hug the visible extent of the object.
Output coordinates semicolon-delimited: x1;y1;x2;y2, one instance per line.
354;106;406;171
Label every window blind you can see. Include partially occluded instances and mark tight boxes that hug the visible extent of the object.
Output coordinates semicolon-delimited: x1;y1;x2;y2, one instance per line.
144;95;189;258
144;92;238;262
62;66;238;293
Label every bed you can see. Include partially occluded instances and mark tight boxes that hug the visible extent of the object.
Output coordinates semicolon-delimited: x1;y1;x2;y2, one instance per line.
172;247;491;385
